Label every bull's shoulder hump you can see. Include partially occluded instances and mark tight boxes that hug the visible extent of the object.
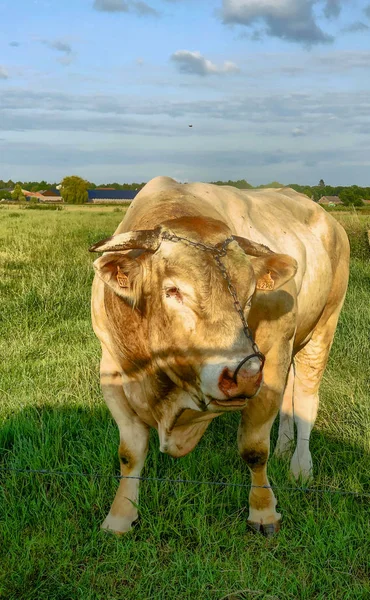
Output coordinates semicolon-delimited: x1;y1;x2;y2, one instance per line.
114;183;227;234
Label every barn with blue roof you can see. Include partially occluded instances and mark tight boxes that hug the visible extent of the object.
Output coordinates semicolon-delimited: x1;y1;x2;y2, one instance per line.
87;190;138;203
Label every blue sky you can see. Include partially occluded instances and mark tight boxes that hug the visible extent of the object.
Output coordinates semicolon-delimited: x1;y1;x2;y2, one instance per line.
1;0;370;185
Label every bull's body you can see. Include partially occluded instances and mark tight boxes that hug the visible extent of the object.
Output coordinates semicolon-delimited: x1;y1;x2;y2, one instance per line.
91;176;349;535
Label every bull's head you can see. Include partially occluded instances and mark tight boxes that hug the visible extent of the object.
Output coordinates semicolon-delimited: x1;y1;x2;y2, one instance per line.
90;217;297;412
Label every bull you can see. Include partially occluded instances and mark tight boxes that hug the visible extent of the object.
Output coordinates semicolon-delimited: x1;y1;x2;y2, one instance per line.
90;176;349;536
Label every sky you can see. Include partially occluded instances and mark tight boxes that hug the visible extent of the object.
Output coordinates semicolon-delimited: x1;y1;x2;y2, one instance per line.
1;0;370;186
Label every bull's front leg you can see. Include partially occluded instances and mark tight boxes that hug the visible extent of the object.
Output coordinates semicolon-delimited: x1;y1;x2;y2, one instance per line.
100;347;150;534
238;358;290;537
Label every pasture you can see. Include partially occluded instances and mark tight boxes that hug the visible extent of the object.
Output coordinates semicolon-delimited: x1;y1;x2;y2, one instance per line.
0;205;369;599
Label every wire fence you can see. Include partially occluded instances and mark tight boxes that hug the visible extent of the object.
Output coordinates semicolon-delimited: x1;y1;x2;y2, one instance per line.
0;466;369;499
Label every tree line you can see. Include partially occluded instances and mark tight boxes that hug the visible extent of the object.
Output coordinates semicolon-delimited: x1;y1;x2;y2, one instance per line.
210;179;370;206
1;177;369;206
0;177;147;204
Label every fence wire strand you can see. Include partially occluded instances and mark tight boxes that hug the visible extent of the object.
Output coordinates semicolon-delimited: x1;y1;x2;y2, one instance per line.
0;466;368;499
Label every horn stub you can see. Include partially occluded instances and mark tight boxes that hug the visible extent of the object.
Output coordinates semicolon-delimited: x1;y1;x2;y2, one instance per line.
89;227;162;253
233;235;273;257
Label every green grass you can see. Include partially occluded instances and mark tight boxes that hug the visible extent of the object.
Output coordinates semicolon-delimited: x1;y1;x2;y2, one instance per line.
0;209;369;600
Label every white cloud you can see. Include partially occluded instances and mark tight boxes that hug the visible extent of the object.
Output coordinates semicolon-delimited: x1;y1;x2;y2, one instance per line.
40;39;76;66
0;66;9;79
42;39;72;54
221;0;335;44
342;21;369;33
93;0;159;16
291;127;306;136
171;50;240;76
94;0;129;10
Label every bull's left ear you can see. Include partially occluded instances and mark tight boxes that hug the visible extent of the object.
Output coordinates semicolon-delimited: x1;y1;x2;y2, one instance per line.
251;254;297;291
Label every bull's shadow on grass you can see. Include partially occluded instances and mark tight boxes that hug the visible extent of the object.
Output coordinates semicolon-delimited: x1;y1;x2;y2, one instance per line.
0;403;369;599
1;402;368;529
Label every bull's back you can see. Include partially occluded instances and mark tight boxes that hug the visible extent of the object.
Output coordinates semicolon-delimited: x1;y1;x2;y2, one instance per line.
119;177;348;276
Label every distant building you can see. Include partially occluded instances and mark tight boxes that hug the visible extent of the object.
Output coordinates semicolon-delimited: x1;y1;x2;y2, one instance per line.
39;189;62;202
87;190;138;203
318;196;343;206
22;188;62;202
22;189;44;201
18;188;138;203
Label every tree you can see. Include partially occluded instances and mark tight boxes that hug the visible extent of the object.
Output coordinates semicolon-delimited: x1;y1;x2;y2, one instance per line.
209;179;253;189
61;175;89;204
318;179;325;187
257;181;285;189
12;183;26;202
300;187;314;199
339;188;363;207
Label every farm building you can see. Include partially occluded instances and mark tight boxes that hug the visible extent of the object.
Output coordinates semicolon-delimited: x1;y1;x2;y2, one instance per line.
22;189;62;202
39;189;62;202
22;189;45;201
318;196;343;206
87;190;138;203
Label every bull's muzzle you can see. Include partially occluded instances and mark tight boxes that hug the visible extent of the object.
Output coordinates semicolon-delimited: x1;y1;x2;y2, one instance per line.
218;354;264;401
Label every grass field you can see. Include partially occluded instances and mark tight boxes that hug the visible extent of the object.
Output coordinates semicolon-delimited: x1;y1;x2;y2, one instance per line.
0;206;369;600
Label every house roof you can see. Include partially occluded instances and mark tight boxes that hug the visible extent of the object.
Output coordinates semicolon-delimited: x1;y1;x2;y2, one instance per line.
22;189;44;199
87;189;137;200
40;189;61;196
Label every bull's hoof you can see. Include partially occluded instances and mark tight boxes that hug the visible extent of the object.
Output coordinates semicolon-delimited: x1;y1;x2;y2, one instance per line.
100;513;138;535
247;519;281;537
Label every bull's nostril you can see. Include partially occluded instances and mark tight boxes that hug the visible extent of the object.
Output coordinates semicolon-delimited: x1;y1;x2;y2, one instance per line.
219;368;237;393
219;368;234;384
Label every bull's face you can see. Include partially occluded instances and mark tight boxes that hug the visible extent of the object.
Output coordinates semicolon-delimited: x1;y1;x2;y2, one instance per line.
91;217;297;412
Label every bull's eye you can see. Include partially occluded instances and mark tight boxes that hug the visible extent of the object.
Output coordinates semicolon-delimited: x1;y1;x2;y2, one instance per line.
164;286;183;303
165;286;180;298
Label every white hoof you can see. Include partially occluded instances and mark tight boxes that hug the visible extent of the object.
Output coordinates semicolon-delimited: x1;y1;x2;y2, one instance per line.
101;512;136;534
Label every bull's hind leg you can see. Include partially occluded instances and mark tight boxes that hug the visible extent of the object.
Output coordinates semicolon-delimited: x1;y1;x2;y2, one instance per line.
274;364;295;458
289;306;345;481
100;346;149;534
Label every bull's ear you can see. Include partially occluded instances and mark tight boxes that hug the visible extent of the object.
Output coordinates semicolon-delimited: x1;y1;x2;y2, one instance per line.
93;252;146;305
251;254;297;291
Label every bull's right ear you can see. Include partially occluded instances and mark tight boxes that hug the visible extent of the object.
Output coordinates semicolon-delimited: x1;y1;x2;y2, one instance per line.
93;252;146;305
